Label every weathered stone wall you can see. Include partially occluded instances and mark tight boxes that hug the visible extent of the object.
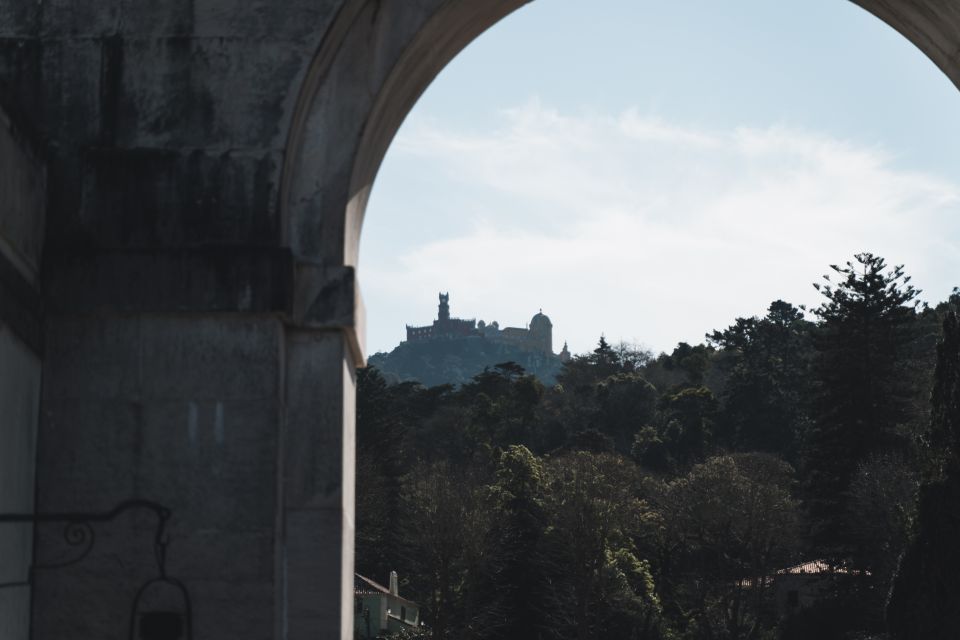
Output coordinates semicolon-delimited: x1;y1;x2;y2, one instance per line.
0;0;343;266
35;314;284;638
0;99;45;640
0;2;351;638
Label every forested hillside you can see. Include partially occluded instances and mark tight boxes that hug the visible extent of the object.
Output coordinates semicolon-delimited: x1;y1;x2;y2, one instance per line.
368;335;564;387
355;253;960;640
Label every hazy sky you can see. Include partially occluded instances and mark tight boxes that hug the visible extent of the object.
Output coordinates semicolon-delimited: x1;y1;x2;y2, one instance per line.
361;0;960;356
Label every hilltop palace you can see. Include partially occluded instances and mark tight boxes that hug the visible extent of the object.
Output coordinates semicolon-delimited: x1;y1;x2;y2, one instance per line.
406;293;571;362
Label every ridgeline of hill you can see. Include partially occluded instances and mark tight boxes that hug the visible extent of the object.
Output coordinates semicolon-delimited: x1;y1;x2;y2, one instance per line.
368;335;563;387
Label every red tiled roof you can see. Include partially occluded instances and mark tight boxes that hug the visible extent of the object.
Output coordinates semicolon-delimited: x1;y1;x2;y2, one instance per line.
740;559;870;587
777;559;868;576
354;574;418;607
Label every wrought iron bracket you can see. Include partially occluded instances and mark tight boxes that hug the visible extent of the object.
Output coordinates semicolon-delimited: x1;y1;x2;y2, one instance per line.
0;499;171;589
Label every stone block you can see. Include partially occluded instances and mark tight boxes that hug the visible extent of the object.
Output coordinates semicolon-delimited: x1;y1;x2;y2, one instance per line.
120;0;339;42
39;0;122;38
0;79;46;281
0;2;39;37
39;38;102;145
33;570;151;640
0;326;41;576
292;264;365;364
284;508;354;640
43;248;294;315
115;37;307;149
43;315;141;401
67;148;282;248
138;315;281;400
0;116;44;347
135;398;278;531
190;0;339;41
167;529;274;584
0;587;31;640
34;399;142;511
185;578;276;640
0;326;41;640
0;39;43;120
283;330;355;509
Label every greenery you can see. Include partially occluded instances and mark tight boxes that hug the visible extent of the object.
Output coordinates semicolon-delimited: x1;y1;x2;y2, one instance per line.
355;254;959;640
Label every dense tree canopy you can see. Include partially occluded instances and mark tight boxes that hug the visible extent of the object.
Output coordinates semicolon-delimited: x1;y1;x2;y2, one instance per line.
708;300;813;462
354;254;956;640
887;312;960;639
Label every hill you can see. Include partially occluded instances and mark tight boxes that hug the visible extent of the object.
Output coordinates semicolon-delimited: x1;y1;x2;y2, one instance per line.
368;334;563;387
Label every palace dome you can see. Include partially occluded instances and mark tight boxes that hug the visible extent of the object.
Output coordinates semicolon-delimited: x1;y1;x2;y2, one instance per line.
530;310;552;329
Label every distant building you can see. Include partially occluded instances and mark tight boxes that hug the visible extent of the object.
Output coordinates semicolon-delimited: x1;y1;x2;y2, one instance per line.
740;559;869;619
405;292;476;341
770;559;868;617
354;571;421;638
406;292;558;356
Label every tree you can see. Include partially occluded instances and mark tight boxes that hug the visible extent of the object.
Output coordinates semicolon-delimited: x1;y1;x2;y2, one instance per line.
468;446;551;640
803;253;921;552
926;311;960;475
846;454;917;582
541;452;664;640
640;343;717;392
629;385;718;474
659;386;718;470
459;365;546;455
654;454;799;639
591;373;659;455
708;300;814;461
401;461;489;640
614;341;655;372
887;312;960;639
554;341;659;457
355;367;413;579
558;337;648;391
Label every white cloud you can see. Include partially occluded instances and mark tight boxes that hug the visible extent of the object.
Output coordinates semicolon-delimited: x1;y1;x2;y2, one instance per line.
363;102;960;355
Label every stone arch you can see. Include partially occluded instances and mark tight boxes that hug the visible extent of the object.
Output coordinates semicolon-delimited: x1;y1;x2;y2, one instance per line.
852;1;960;92
277;3;960;636
281;0;531;268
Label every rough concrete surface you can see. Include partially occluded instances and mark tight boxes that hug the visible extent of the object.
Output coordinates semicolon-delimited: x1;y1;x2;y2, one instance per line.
0;97;44;640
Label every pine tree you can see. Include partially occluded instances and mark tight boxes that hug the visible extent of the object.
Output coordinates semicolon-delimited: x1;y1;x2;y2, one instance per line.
804;253;921;553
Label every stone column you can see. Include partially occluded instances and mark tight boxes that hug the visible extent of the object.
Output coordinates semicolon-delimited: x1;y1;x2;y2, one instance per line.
282;264;362;640
282;329;356;638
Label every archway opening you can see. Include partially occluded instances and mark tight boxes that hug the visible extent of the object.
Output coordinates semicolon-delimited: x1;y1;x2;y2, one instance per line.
349;1;960;638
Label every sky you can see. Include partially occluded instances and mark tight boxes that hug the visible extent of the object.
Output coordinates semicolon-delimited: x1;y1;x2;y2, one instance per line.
361;0;960;357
